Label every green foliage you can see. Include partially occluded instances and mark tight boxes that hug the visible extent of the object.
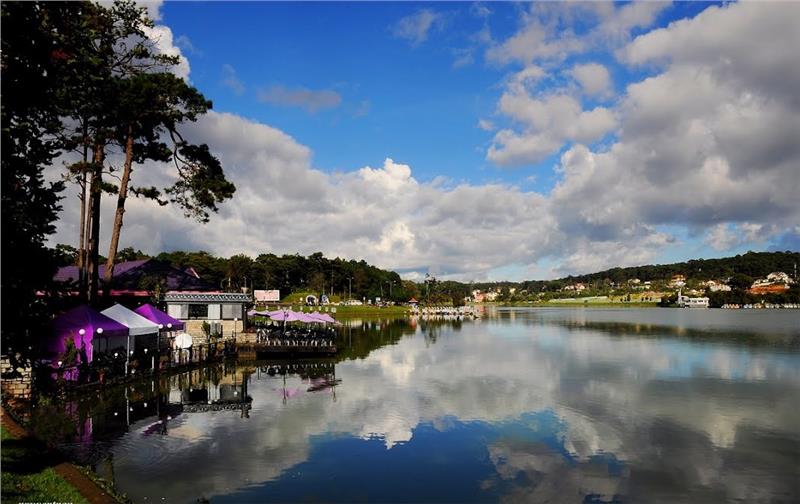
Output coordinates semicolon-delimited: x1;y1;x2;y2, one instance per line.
60;338;78;368
137;274;167;304
117;246;150;262
1;427;88;504
707;285;800;307
53;244;79;267
728;273;754;290
1;1;76;353
157;250;407;301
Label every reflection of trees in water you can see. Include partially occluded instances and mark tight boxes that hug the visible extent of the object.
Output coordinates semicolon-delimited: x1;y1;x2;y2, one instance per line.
336;317;468;360
336;318;415;361
543;319;799;348
418;318;462;346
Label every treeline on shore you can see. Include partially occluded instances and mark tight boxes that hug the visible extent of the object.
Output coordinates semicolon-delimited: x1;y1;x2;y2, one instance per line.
474;251;800;295
54;245;419;303
52;246;800;307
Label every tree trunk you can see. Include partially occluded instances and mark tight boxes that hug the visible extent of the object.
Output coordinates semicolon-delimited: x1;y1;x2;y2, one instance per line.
104;126;134;289
77;124;89;300
87;142;105;306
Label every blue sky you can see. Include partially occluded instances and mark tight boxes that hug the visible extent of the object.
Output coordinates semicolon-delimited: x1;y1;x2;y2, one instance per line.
49;1;800;280
161;2;707;185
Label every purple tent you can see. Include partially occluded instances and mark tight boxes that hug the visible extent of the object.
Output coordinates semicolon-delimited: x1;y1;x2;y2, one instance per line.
268;310;304;323
51;305;129;362
134;304;185;331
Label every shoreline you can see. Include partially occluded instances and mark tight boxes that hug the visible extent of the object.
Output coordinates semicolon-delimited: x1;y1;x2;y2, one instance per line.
1;408;121;504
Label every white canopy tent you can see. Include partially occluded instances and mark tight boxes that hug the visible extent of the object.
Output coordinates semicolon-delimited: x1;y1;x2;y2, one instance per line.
101;304;159;374
101;304;159;335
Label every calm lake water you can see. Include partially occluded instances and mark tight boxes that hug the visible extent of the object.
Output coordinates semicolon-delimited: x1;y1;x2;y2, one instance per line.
46;308;800;503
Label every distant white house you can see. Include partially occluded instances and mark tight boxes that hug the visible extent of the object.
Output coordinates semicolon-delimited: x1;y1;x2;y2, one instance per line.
677;290;709;308
668;275;687;288
702;280;731;292
752;271;795;288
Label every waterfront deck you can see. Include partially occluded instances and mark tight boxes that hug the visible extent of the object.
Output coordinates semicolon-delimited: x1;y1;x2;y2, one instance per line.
237;342;337;360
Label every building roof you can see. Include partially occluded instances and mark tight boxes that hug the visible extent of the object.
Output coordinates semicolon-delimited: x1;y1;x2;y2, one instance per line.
163;291;252;303
54;259;215;293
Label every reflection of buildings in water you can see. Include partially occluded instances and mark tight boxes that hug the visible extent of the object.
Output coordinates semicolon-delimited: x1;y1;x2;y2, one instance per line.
63;364;256;466
171;369;252;414
256;361;340;403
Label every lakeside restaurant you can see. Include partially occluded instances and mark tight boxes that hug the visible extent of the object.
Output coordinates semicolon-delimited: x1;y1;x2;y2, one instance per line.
164;291;252;343
45;302;210;379
54;259;253;343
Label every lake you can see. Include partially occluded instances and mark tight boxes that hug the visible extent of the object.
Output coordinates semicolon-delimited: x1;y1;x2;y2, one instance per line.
46;308;800;503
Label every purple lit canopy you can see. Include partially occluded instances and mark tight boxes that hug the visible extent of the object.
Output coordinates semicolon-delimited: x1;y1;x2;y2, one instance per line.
134;304;185;331
51;305;129;362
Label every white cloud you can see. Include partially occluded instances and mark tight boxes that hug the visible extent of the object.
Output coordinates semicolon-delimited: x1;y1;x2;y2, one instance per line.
470;3;492;19
705;223;780;252
488;90;617;166
110;320;800;502
485;2;668;66
484;1;800;264
451;48;474;69
257;85;342;113
391;9;443;46
477;119;495;132
570;63;612;98
175;34;200;55
141;24;191;80
46;2;800;280
482;2;668;165
221;64;245;95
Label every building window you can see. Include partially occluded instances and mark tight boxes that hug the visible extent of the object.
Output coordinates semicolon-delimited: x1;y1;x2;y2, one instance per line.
221;303;242;320
188;304;208;319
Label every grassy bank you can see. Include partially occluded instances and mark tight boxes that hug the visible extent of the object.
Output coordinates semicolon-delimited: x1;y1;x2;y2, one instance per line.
333;305;410;318
1;425;88;504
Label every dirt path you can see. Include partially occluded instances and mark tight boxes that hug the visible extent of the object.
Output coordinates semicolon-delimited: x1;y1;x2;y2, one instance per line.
1;408;120;504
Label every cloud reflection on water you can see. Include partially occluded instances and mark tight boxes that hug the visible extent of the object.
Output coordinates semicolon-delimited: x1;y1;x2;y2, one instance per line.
102;309;800;502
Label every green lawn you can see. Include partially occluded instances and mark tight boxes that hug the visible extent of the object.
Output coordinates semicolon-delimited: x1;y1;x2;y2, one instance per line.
1;426;88;504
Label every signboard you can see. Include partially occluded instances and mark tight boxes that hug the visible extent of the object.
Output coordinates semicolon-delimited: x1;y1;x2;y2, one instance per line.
254;289;280;302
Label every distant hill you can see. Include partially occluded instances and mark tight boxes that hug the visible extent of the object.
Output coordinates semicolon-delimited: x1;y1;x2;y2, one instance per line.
557;251;799;284
472;251;800;292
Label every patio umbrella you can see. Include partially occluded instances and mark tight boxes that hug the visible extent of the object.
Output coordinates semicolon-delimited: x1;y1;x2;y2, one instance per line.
174;333;193;349
310;312;337;324
268;310;304;322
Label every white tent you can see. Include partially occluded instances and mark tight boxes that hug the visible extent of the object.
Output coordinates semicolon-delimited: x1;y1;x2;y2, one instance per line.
101;304;159;335
101;304;159;374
